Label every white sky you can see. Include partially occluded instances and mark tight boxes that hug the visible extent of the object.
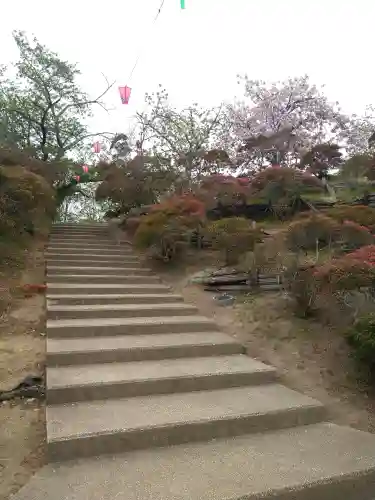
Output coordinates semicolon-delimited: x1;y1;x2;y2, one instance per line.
2;0;374;137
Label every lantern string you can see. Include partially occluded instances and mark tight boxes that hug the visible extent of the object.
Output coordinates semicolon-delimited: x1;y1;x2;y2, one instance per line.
127;0;166;83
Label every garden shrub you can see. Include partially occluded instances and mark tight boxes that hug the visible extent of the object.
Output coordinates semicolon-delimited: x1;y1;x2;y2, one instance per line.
206;217;262;265
285;254;375;318
339;220;373;251
134;210;199;262
347;245;375;266
285;214;373;255
0;165;56;239
325;205;375;228
347;314;375;374
285;214;340;253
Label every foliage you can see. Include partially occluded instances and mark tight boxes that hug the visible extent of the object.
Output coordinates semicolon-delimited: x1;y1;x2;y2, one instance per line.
206;217;262;265
346;245;375;266
325;205;375;228
339;220;373;251
285;214;340;253
95;156;176;216
312;257;375;292
0;164;55;242
197;174;251;209
347;314;375;373
300;143;342;179
0;31;113;161
151;194;206;218
134;211;198;262
227;75;348;172
135;86;227;181
286;254;375;318
339;154;374;179
250;166;324;216
285;213;372;254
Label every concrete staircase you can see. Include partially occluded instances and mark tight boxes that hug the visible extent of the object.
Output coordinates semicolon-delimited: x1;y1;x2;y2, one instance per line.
13;223;375;500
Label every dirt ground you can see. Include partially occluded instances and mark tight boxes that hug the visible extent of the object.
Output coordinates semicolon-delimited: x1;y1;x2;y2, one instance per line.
153;249;375;434
0;243;46;500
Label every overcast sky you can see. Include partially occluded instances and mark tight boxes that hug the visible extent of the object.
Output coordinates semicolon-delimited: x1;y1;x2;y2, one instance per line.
2;0;374;137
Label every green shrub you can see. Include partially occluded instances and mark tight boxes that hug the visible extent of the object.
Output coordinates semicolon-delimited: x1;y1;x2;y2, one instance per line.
285;214;373;254
339;220;373;251
206;217;262;265
326;205;375;227
347;314;375;373
285;214;340;253
0;165;55;238
134;211;196;262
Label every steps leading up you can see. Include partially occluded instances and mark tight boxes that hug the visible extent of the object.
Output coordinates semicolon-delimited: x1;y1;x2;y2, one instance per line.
46;273;161;284
46;354;277;404
47;302;198;320
47;315;218;338
46;293;184;305
13;221;375;500
13;423;375;500
47;331;244;366
46;265;150;275
46;384;325;461
47;283;172;295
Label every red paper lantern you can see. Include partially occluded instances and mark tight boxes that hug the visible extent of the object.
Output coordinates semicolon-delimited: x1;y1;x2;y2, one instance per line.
93;142;101;154
119;86;131;104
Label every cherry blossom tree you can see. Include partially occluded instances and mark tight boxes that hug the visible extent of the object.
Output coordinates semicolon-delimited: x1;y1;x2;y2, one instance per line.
227;75;348;173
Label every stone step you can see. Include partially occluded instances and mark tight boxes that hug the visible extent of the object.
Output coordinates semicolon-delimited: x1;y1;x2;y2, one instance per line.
47;246;131;254
52;224;108;230
46;355;277;404
47;302;198;320
47;283;171;295
14;423;375;500
45;253;139;262
46;384;325;461
46;293;183;306
46;259;142;267
47;331;244;366
47;315;217;338
48;240;129;248
46;274;161;284
50;231;111;238
46;266;151;275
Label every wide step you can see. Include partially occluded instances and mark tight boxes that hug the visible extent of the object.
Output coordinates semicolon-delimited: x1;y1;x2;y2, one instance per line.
46;293;183;306
47;384;325;461
47;315;217;338
46;274;160;283
48;246;131;254
46;266;149;275
46;355;277;403
45;253;139;262
12;423;375;500
47;332;244;366
47;283;171;295
47;302;197;320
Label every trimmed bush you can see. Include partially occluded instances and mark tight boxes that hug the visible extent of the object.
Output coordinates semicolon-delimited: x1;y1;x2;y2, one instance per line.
325;205;375;228
206;217;262;265
134;210;199;262
285;214;340;253
347;314;375;374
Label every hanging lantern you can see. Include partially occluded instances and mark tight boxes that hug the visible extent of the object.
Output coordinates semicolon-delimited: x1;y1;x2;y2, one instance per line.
74;175;80;183
93;142;101;154
180;0;185;8
119;86;131;105
82;165;89;173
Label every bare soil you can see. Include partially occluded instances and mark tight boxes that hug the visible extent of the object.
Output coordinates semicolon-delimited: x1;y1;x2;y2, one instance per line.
153;249;375;434
0;243;46;500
